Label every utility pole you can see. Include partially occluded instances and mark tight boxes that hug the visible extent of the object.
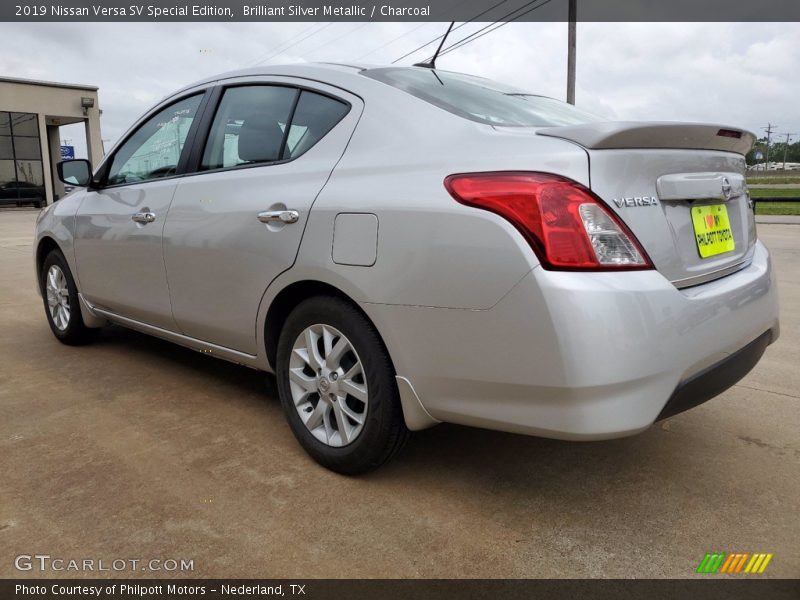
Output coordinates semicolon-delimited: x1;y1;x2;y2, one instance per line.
781;133;797;171
566;0;576;104
763;123;775;171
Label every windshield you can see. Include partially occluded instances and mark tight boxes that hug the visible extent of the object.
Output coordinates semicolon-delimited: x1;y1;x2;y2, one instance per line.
361;67;602;127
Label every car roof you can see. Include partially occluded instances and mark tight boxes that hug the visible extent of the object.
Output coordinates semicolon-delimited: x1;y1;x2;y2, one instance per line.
177;62;375;94
170;62;530;108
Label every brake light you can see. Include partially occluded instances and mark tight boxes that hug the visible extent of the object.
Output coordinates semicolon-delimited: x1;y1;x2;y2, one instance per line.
444;172;653;271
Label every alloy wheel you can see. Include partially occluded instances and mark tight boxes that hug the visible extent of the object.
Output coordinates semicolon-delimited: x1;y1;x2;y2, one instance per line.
288;324;368;447
45;265;70;331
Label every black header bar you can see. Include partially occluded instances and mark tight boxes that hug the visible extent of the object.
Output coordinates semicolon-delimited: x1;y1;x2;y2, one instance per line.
3;579;800;600
4;0;800;22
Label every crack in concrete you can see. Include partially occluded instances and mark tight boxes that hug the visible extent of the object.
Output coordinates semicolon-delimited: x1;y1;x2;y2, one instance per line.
735;383;800;400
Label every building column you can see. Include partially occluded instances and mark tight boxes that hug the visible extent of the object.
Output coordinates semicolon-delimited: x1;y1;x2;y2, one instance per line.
47;125;64;201
84;107;104;166
38;113;54;206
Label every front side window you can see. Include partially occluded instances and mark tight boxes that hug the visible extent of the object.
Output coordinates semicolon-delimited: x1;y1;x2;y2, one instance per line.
107;94;202;186
361;67;602;127
200;85;350;171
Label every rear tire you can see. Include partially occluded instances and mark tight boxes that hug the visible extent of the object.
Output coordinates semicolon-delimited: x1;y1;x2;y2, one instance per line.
276;295;409;474
40;250;97;345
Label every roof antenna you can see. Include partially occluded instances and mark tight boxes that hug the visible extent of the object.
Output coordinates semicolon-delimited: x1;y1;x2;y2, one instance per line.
413;21;454;69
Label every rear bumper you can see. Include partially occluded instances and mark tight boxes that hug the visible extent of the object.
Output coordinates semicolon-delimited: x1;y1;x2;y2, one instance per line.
657;328;774;421
366;240;779;438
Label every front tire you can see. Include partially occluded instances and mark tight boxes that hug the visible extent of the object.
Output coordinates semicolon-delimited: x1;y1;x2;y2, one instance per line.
276;296;409;474
41;250;96;345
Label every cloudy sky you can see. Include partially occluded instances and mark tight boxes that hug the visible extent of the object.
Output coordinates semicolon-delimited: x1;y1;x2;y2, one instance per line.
2;21;798;157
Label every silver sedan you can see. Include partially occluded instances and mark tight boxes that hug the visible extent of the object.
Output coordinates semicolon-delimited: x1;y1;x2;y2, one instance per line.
36;63;779;473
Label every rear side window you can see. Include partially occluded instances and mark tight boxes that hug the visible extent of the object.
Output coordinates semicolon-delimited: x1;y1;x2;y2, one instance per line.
200;86;350;171
361;67;601;127
284;92;350;159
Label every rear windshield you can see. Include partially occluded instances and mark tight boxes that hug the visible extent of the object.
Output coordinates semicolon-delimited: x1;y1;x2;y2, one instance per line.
361;67;602;127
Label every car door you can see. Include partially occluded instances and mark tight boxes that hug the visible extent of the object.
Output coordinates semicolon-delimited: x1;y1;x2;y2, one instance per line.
163;78;362;354
74;92;206;330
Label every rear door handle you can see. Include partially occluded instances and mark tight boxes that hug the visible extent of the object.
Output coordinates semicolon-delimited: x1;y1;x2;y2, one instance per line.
131;211;156;224
257;209;299;224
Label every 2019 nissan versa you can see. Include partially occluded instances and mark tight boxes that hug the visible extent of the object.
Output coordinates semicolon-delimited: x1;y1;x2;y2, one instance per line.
36;63;779;473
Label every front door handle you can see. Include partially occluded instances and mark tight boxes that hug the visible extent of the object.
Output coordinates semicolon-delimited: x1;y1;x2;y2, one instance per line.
257;209;299;224
131;211;156;224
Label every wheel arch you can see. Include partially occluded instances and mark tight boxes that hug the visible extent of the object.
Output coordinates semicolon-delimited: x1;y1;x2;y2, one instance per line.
35;234;106;329
35;236;63;289
264;279;373;371
261;277;439;431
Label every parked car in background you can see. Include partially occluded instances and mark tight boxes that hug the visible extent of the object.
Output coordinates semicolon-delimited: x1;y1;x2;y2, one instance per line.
0;180;44;207
35;63;779;473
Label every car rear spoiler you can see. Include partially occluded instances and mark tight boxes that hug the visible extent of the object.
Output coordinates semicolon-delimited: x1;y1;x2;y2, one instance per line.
537;122;756;156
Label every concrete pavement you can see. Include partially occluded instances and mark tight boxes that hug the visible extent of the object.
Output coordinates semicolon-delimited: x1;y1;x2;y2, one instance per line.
1;209;798;578
756;215;800;225
748;183;800;188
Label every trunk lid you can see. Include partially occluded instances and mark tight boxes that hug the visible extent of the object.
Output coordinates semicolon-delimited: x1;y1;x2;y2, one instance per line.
538;122;757;287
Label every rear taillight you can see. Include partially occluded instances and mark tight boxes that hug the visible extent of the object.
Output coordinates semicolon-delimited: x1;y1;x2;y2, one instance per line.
444;172;653;271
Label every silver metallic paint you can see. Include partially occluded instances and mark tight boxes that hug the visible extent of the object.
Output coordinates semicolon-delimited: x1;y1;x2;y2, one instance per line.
163;77;363;354
74;178;180;329
332;213;379;267
656;172;746;201
587;149;756;286
538;121;756;155
35;63;779;437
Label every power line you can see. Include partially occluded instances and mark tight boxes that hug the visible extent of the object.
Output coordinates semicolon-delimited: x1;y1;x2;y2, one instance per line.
390;21;473;65
391;0;513;64
437;22;507;57
244;22;323;66
252;22;335;66
301;23;373;60
355;0;470;62
354;22;433;61
436;0;555;60
441;0;555;57
416;0;546;62
390;26;460;64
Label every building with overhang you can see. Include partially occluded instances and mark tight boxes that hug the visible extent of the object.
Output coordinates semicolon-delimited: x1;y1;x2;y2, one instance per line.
0;76;102;207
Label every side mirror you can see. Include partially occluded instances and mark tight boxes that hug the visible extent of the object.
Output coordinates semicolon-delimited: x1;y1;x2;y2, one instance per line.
57;159;93;187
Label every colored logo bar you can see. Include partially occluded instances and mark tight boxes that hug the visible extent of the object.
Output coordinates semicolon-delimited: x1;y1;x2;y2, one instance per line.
697;553;773;574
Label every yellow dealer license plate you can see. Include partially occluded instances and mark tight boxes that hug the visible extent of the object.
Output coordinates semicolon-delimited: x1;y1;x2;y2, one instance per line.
691;204;735;258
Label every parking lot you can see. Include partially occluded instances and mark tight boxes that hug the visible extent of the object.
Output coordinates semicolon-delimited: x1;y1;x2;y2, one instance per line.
1;209;798;578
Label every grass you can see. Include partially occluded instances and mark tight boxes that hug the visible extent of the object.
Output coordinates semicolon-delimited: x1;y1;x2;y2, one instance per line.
748;187;800;215
749;188;800;198
747;176;800;184
754;201;800;216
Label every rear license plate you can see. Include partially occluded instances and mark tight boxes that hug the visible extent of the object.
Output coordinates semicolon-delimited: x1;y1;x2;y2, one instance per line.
691;204;735;258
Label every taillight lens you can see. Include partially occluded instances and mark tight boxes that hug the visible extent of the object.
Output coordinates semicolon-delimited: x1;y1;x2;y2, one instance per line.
444;172;653;271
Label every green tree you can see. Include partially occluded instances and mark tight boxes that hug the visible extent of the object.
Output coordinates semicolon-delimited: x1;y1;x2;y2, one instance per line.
746;136;800;166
